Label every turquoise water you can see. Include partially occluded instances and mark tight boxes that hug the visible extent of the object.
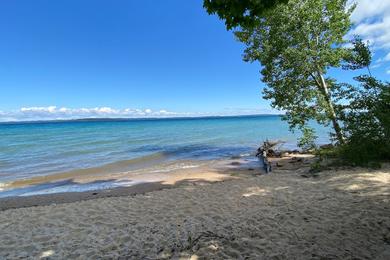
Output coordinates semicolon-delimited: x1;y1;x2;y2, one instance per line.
0;115;330;196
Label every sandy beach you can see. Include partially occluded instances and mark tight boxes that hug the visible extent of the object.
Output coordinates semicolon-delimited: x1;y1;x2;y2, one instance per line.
0;157;389;259
2;0;390;259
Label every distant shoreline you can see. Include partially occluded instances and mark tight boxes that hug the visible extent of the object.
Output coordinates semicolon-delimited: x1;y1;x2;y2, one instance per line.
0;114;283;125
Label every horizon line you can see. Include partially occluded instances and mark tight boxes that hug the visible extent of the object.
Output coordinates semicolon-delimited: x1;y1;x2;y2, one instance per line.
0;113;284;124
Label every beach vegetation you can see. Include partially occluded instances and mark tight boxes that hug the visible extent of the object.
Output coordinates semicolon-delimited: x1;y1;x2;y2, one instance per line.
234;0;354;145
297;127;318;152
338;75;390;166
205;0;390;167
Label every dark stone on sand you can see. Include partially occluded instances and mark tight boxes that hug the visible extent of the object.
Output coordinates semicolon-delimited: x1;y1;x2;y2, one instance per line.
231;161;241;166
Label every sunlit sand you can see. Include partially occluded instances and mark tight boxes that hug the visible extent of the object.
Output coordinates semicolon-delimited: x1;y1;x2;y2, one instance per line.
0;158;389;259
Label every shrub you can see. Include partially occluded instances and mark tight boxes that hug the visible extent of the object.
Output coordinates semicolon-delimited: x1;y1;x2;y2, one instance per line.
298;127;317;152
339;75;390;167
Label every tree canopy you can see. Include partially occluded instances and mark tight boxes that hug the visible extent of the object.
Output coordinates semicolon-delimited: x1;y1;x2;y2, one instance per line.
204;0;389;164
235;0;358;144
203;0;288;29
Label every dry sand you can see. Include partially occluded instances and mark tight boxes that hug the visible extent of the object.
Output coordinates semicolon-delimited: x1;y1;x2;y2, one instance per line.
0;159;389;259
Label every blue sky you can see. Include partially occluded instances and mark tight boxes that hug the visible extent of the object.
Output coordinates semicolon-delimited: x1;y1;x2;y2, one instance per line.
0;0;389;121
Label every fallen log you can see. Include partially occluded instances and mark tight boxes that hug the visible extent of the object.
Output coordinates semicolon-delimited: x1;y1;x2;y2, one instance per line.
256;140;284;173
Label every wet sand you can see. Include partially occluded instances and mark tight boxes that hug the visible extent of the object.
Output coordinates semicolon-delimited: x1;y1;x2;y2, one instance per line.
0;157;263;210
0;156;262;198
0;157;389;259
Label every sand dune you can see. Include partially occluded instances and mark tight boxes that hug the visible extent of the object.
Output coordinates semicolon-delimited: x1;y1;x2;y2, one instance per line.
0;164;389;259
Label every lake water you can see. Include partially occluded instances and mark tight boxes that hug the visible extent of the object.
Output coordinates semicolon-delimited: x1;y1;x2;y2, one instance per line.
0;115;330;196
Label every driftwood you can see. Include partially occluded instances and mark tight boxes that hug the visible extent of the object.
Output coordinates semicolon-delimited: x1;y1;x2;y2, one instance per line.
256;140;285;173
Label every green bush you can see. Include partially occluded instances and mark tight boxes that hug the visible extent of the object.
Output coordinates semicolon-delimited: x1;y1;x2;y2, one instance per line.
338;75;390;167
338;139;388;168
298;127;317;152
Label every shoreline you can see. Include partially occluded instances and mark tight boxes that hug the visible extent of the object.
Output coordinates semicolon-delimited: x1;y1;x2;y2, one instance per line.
0;182;168;211
0;154;314;211
0;156;268;211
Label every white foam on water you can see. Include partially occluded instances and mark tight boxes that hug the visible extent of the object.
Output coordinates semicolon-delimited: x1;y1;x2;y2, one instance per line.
149;163;200;173
0;182;8;191
181;165;199;169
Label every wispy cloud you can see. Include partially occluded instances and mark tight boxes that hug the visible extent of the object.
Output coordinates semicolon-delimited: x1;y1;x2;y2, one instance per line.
0;106;282;122
348;0;390;66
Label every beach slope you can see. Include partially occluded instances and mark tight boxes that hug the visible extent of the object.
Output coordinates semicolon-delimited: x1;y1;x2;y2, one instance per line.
0;165;389;259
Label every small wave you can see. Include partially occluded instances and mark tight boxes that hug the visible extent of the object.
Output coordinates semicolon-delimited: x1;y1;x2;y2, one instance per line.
181;165;199;169
98;152;168;171
0;182;8;191
149;163;200;173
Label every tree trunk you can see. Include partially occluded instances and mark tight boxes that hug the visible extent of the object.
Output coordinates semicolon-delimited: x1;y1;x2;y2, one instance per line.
317;72;345;144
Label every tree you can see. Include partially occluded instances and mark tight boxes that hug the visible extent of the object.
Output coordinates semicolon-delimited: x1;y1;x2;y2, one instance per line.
203;0;288;30
342;36;372;76
337;75;390;165
235;0;356;144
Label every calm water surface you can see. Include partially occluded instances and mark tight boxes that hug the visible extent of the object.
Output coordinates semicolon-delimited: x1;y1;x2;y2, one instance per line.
0;115;330;196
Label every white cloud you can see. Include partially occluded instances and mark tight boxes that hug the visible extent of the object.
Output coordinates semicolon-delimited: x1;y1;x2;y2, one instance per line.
0;106;282;122
348;0;390;66
386;69;390;75
21;106;57;113
349;0;390;24
0;106;188;122
384;53;390;62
